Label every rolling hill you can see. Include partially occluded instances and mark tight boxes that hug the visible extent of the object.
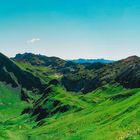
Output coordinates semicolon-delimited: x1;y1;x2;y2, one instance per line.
0;53;140;140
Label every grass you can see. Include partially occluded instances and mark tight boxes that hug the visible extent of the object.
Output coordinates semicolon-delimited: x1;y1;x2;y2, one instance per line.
0;82;35;140
28;85;140;140
14;61;62;84
0;83;26;121
1;83;140;140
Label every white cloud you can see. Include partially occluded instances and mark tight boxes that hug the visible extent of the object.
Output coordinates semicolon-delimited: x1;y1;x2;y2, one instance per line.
27;38;40;44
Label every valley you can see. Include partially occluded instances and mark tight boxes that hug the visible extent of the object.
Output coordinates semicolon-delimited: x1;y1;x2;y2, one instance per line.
0;53;140;140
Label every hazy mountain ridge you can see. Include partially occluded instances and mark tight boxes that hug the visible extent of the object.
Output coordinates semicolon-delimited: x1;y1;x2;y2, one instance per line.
68;58;115;64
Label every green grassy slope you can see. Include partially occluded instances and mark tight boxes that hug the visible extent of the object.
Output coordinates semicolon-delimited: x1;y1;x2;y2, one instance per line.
0;83;140;140
0;83;34;140
27;85;140;140
0;83;25;121
14;61;62;84
27;87;140;140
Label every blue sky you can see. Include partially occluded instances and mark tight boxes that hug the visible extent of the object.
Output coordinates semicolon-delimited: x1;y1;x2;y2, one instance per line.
0;0;140;59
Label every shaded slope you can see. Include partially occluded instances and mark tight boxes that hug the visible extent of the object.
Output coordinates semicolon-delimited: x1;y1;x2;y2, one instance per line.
0;53;44;91
62;56;140;93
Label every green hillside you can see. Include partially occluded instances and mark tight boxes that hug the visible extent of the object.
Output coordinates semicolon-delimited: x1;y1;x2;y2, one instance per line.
29;85;140;140
0;82;31;140
0;53;140;140
1;84;140;140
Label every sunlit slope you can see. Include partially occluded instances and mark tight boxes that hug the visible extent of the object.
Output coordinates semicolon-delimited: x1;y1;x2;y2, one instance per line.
29;85;140;140
14;61;62;84
0;83;22;120
0;83;33;140
0;83;140;140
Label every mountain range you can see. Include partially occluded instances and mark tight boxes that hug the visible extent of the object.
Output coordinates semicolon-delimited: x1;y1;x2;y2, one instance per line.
68;58;114;64
0;52;140;140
